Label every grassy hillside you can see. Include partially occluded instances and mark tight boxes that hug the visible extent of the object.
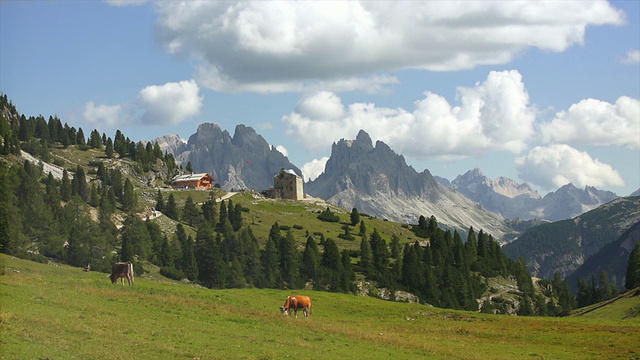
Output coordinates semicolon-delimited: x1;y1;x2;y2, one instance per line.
2;254;639;360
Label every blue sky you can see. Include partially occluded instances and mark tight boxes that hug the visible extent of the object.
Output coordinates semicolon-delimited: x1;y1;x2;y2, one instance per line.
1;0;639;196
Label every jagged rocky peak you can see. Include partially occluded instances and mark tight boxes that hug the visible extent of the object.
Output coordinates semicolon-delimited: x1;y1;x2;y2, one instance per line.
185;123;231;148
149;133;186;155
452;168;540;199
232;124;267;149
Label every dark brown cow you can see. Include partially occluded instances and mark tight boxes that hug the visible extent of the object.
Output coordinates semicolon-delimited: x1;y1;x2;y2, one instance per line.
280;295;312;318
110;262;134;286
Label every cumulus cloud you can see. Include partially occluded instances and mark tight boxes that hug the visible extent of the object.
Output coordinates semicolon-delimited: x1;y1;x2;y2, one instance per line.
621;49;640;64
154;1;623;93
516;144;624;190
302;157;329;182
283;70;535;159
83;101;122;128
539;96;640;149
137;80;203;125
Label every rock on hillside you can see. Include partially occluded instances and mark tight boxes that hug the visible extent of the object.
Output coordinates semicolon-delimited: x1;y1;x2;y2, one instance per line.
306;130;511;241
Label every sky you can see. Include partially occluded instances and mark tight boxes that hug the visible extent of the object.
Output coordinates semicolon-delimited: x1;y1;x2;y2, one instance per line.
1;0;639;197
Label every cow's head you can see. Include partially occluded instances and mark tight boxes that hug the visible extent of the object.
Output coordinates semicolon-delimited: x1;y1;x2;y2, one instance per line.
109;273;118;284
279;306;289;316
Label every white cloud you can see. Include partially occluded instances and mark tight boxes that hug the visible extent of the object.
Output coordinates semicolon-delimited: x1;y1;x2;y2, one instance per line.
137;80;203;125
621;49;640;64
283;70;535;159
539;96;640;149
516;144;624;190
302;157;329;182
83;101;122;128
155;1;624;93
275;145;288;157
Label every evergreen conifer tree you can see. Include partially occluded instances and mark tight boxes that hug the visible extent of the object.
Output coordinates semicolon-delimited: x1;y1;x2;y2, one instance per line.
182;195;199;227
359;235;373;276
626;241;640;290
301;236;320;282
350;207;360;226
165;193;179;220
154;190;164;212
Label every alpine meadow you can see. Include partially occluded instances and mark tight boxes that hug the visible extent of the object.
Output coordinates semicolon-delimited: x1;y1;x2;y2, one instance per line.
2;1;640;358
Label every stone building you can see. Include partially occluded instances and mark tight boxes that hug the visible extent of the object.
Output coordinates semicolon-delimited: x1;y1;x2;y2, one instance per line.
273;169;304;200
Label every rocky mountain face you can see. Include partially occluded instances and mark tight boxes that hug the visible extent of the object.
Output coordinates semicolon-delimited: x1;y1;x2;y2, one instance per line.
567;220;640;290
306;130;512;241
448;169;618;221
540;184;619;221
149;134;187;156
503;196;640;280
153;123;302;191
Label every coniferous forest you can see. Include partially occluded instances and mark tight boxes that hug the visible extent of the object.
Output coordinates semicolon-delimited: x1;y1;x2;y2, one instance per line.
2;93;637;316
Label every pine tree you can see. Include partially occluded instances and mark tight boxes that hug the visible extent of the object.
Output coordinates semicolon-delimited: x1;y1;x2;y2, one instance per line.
165;193;179;220
359;235;373;276
390;234;401;259
401;242;424;296
121;178;137;213
301;236;320;283
181;233;198;281
72;165;88;201
89;183;100;207
340;249;356;293
350;207;360;226
626;241;640;290
279;230;302;289
60;169;71;202
182;195;199;227
369;229;389;282
154;190;164;212
320;239;343;291
358;220;367;238
105;137;114;158
200;199;218;228
260;234;280;288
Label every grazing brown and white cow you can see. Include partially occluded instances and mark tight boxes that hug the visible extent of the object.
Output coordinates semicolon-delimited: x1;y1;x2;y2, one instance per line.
110;261;134;286
280;295;312;318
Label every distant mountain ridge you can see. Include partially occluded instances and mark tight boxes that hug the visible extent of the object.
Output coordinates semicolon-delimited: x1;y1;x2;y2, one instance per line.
502;196;640;279
153;123;302;191
445;168;618;221
306;130;512;240
567;220;640;290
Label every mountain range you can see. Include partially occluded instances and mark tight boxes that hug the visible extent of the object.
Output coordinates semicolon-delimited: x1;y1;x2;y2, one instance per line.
153;125;623;238
442;168;619;221
304;130;512;240
502;196;640;281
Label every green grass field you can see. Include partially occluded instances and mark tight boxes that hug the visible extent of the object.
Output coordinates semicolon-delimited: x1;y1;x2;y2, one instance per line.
2;254;639;359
